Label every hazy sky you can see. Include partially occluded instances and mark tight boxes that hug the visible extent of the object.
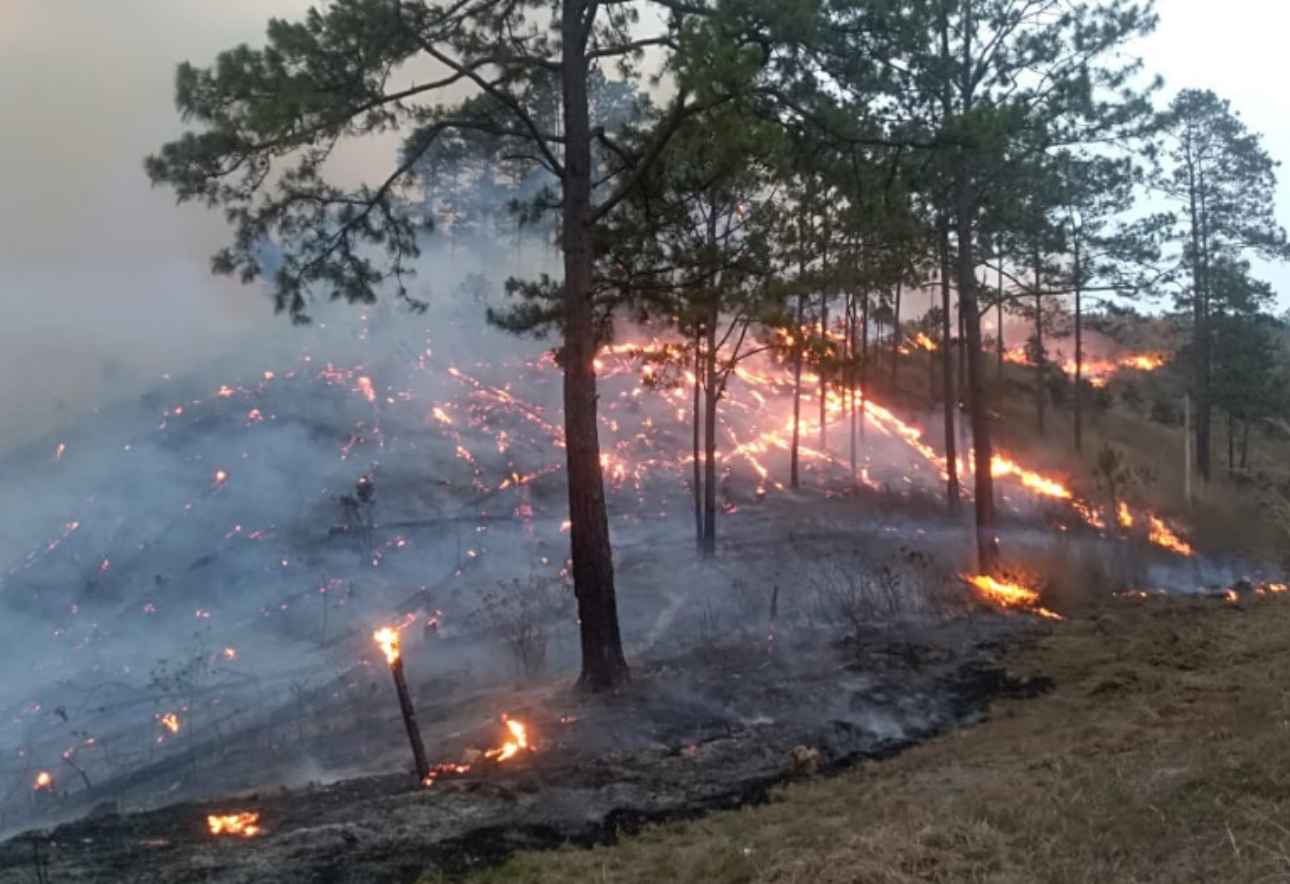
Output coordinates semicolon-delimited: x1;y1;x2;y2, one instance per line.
1;0;1287;447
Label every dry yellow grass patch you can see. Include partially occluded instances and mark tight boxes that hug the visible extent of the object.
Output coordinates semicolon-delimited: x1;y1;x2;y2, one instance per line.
438;595;1290;884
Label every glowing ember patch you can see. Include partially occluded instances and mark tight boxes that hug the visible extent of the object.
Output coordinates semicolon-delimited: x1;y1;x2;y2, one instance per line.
207;812;261;837
356;376;376;402
54;442;66;460
223;647;237;660
1223;589;1240;604
33;771;53;791
213;469;229;486
1117;501;1134;529
216;385;236;398
374;627;400;665
422;763;471;786
1147;516;1193;557
159;712;181;734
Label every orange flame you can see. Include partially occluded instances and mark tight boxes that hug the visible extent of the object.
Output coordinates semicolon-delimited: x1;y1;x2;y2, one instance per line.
373;627;400;665
484;718;529;762
207;812;261;838
159;712;181;734
1118;353;1166;371
962;574;1062;620
913;332;938;351
421;716;532;788
990;456;1072;500
1147;516;1193;557
33;771;53;791
1117;501;1134;529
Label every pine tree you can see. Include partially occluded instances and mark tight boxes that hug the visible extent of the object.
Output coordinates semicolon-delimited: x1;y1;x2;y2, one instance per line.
144;0;781;691
1155;89;1290;481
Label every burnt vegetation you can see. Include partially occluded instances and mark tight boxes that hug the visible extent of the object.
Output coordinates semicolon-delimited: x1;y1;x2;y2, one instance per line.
4;0;1290;881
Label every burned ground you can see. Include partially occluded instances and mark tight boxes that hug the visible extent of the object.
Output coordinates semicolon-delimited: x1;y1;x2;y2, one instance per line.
0;311;1248;883
1;609;1050;883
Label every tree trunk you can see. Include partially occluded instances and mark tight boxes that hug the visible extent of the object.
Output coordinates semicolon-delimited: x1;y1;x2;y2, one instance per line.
1073;234;1083;453
819;290;828;452
1198;175;1214;482
956;171;998;573
939;221;960;513
1185;143;1212;481
692;324;702;551
1227;411;1235;476
1034;253;1045;436
562;1;627;690
957;288;966;399
1240;419;1251;469
996;263;1004;381
702;311;719;558
848;291;858;480
790;294;805;489
860;288;869;439
891;278;902;387
929;280;938;407
957;287;970;453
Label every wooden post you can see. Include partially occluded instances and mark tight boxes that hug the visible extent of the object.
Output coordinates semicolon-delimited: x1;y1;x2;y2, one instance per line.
375;629;430;783
390;656;430;783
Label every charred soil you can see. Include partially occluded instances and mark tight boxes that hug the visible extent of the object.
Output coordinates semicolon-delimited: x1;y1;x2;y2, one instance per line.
0;615;1048;883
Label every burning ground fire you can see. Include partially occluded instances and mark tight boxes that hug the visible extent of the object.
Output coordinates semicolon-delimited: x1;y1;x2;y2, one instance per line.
1003;347;1166;387
962;574;1063;620
372;623;532;786
207;812;261;838
4;314;1202;816
422;716;533;786
8;316;1196;671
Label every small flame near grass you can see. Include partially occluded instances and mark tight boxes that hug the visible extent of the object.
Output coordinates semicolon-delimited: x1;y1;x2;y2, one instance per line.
484;717;529;762
962;574;1063;620
422;716;533;787
33;771;53;791
207;812;261;838
1147;516;1194;557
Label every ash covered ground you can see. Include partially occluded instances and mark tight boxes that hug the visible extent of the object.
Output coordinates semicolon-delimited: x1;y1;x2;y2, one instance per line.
0;268;1246;881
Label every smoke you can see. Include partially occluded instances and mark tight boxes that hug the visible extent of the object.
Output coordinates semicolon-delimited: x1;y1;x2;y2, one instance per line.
0;229;574;829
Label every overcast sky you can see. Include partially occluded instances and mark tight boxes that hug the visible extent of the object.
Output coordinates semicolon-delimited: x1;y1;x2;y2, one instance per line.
1;0;1287;447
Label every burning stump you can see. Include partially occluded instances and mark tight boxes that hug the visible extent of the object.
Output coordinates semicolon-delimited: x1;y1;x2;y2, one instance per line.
373;627;430;783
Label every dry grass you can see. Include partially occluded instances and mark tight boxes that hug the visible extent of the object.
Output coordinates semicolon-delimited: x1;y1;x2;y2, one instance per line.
438;595;1290;884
